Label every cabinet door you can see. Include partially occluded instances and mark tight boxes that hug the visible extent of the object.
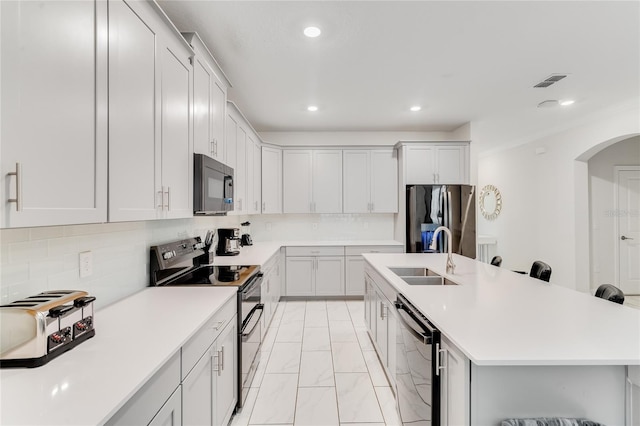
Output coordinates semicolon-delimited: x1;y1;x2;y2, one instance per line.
346;256;365;296
283;150;313;213
235;125;247;214
405;146;436;184
285;257;315;296
160;42;192;219
343;151;370;213
182;347;214;426
225;113;237;170
149;386;182;426
211;79;227;163
108;0;159;222
214;318;237;426
440;336;470;426
250;139;262;214
315;256;345;296
261;146;282;214
370;150;398;213
1;0;107;228
375;291;389;364
436;146;465;184
192;54;213;157
313;150;343;213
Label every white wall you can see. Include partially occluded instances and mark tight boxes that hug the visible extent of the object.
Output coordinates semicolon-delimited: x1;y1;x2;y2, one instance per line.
588;136;640;290
0;216;245;309
476;102;640;290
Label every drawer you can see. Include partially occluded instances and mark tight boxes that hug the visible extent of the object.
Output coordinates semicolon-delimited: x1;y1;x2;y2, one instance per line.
286;246;344;257
345;245;404;256
181;296;236;380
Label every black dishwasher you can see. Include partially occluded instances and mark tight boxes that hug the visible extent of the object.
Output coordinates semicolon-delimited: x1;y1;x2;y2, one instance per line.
395;294;441;425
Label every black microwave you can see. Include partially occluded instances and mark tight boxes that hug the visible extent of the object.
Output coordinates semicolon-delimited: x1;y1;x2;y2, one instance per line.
194;154;234;215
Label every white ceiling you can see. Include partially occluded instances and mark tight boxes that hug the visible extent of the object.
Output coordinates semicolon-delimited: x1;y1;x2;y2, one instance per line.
157;1;640;143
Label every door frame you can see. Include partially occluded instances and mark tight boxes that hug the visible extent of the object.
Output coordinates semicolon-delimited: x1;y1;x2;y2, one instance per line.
613;165;640;290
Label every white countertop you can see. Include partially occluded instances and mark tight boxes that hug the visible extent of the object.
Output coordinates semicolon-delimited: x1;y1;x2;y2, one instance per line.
0;287;237;426
364;253;640;366
212;240;402;267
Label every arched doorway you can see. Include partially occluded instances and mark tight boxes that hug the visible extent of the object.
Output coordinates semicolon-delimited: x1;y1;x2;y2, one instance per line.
574;134;640;297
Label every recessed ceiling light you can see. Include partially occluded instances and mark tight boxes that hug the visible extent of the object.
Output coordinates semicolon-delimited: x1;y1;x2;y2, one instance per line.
537;100;559;108
410;106;422;112
560;99;575;106
307;105;318;112
304;27;321;38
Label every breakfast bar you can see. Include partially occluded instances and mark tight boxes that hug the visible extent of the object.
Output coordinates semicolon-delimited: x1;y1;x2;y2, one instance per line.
363;253;640;425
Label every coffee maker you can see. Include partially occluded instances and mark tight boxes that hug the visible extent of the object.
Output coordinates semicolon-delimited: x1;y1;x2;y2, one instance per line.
216;228;241;256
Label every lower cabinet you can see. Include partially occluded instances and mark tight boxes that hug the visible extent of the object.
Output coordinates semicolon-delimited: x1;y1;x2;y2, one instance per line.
440;334;470;426
182;318;236;426
107;297;237;426
261;252;282;337
149;386;182;426
345;246;403;296
285;247;345;296
364;268;397;388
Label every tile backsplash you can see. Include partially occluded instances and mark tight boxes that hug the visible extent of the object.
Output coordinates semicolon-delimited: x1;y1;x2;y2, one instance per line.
0;216;244;309
0;213;395;309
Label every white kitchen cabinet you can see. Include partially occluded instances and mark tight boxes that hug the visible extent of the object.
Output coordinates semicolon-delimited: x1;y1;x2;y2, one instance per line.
283;149;342;213
285;246;345;296
149;386;182;426
184;33;229;163
182;297;237;426
345;245;404;296
248;135;262;214
227;102;257;215
440;334;470;426
403;143;469;185
261;252;282;336
1;0;108;228
108;0;193;222
261;146;282;214
343;149;398;213
374;289;390;365
235;126;247;214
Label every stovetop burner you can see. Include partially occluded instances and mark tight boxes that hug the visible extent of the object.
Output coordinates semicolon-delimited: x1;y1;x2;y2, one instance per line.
164;265;259;288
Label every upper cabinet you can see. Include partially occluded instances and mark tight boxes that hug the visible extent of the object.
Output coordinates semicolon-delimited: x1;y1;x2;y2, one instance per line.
185;33;230;164
283;150;343;213
1;0;108;228
403;143;469;184
247;134;262;215
108;0;193;222
262;146;282;214
343;149;398;213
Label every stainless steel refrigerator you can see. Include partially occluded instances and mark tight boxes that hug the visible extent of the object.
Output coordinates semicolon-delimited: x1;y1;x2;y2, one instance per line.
406;184;476;258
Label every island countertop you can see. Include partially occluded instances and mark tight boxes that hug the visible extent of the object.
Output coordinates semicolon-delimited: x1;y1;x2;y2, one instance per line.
363;253;640;366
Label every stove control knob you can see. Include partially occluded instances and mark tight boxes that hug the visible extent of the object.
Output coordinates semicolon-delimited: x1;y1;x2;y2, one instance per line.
163;251;173;260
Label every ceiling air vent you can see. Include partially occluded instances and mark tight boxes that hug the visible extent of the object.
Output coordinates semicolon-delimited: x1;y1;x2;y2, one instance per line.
534;74;567;88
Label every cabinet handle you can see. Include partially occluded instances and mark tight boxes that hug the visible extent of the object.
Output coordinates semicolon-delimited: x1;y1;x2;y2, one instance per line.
7;162;22;211
212;351;219;372
212;320;224;331
165;187;171;211
435;343;446;376
371;202;375;212
219;346;224;374
214;139;218;157
157;188;164;210
262;201;266;212
210;140;215;157
380;301;386;319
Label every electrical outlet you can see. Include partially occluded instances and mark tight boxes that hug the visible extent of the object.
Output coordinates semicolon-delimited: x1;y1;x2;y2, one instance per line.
79;251;93;278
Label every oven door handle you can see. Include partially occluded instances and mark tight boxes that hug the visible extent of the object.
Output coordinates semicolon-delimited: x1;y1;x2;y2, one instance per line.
241;304;264;342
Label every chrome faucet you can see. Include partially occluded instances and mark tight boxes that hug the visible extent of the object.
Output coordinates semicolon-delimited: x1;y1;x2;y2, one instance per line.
429;226;455;274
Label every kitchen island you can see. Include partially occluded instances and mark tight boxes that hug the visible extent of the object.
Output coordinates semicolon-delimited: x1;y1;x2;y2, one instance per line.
363;253;640;425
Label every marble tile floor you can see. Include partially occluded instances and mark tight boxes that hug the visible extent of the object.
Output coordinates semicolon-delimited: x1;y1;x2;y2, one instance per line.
230;300;401;426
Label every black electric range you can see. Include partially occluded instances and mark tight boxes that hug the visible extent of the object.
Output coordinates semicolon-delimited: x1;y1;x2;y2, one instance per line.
149;237;263;410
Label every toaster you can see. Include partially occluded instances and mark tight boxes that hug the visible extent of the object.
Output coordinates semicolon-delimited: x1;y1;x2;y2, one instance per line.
0;290;96;368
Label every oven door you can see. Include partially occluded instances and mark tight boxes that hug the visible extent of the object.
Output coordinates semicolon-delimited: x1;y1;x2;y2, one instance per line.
238;273;263;407
194;153;234;214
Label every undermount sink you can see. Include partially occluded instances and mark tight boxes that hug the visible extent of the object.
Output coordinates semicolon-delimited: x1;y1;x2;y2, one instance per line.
388;267;458;286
